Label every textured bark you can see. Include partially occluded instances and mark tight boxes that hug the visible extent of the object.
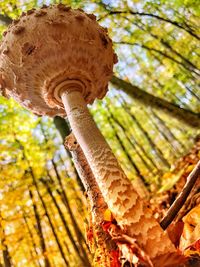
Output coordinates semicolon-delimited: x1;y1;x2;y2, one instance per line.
61;90;180;265
65;133;107;222
65;133;117;267
111;76;200;128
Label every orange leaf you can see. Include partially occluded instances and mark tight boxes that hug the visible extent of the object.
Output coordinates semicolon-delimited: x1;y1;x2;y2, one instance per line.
110;250;121;267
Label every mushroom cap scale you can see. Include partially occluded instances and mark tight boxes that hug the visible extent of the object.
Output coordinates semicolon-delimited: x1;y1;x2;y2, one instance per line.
0;4;116;116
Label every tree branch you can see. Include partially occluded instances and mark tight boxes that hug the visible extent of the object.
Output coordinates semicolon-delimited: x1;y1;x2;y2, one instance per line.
98;10;200;40
114;41;198;74
160;160;200;230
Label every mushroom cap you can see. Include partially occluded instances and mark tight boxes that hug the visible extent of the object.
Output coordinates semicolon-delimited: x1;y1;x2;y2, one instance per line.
0;4;117;116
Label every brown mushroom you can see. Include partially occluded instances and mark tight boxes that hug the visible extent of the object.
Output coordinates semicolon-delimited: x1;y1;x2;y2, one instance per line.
0;4;181;265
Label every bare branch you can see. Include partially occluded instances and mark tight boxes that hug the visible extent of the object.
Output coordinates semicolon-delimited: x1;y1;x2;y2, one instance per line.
160;160;200;230
98;10;200;40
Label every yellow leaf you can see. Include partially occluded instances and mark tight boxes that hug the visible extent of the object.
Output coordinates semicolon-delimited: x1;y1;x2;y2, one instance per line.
104;209;113;221
185;165;195;173
162;172;172;179
180;204;200;250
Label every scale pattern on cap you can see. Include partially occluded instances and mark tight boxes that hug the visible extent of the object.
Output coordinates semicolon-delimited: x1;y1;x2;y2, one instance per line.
0;4;117;116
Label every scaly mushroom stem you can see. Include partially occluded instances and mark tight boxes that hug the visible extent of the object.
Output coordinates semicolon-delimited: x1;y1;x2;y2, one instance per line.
61;90;178;264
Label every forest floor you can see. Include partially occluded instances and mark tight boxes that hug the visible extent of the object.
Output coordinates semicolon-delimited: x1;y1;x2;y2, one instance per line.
151;136;200;266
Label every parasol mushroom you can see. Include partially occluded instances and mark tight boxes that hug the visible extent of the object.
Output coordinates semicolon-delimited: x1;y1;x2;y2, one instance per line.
0;4;182;265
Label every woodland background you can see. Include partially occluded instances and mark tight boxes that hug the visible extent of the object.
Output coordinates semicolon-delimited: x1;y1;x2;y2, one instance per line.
0;0;200;266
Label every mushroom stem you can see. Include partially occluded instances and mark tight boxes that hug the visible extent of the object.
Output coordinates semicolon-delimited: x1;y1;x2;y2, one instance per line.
61;90;178;263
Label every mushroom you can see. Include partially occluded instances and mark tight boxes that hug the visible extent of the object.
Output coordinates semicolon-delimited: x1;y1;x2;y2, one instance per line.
0;4;180;265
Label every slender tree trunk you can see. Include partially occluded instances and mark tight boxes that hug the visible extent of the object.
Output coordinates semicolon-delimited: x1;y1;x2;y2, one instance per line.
0;213;12;267
119;96;171;167
50;159;87;249
53;117;85;192
2;248;11;267
28;188;51;267
149;108;187;151
29;169;70;267
58;154;87;219
142;108;180;155
113;99;160;171
111;76;200;128
106;112;150;193
22;213;43;267
107;104;155;173
40;179;91;267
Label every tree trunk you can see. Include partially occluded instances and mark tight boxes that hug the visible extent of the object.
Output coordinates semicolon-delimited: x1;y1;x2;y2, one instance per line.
29;169;70;267
53;117;85;192
0;213;12;267
28;188;51;267
119;96;171;168
106;113;150;194
40;179;91;267
107;104;155;173
50;159;87;250
22;213;43;267
111;76;200;127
